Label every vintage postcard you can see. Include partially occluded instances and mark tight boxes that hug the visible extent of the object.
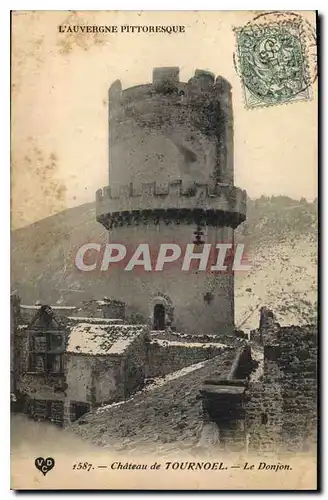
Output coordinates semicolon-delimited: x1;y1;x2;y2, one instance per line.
10;10;318;490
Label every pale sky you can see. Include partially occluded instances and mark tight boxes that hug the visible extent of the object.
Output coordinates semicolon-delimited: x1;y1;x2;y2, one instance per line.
11;10;318;229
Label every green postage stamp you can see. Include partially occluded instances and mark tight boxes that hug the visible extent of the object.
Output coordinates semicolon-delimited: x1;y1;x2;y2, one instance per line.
235;18;316;108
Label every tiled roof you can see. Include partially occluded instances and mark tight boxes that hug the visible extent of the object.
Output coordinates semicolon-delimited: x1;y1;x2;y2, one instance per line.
21;305;77;310
67;323;147;356
67;317;123;324
151;339;227;349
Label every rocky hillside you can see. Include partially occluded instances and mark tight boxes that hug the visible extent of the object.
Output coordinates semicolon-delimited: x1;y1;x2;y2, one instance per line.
234;196;317;330
11;196;317;331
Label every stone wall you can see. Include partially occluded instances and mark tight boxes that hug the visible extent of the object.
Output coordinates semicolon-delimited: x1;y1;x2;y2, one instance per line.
200;345;255;452
145;339;225;378
245;358;284;453
101;299;126;319
245;322;317;454
197;309;317;455
65;354;94;404
79;223;235;336
96;68;246;338
72;350;239;448
122;333;148;397
11;294;21;395
276;325;317;452
20;305;77;322
107;68;234;190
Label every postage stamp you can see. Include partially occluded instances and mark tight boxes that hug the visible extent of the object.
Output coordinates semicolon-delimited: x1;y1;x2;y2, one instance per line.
234;13;317;109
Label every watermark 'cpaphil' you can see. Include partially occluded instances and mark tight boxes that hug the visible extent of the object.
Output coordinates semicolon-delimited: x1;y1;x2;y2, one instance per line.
74;242;251;274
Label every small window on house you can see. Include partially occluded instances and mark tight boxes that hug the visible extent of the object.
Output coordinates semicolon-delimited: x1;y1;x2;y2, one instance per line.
34;354;46;372
29;353;46;372
29;352;63;374
261;413;268;425
50;334;64;351
28;331;64;373
34;336;48;352
49;354;63;374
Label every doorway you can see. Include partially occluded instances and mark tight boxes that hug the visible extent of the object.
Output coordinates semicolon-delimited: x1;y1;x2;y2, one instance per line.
153;303;165;330
71;402;90;422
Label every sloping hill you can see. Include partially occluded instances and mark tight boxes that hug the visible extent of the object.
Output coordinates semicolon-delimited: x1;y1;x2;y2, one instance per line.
11;196;318;330
234;196;317;330
11;202;108;304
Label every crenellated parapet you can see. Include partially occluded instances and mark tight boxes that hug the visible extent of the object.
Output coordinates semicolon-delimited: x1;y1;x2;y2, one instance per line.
109;68;230;116
96;181;246;229
108;67;234;187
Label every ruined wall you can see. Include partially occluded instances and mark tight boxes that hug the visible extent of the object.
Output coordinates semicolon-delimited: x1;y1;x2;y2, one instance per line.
146;340;225;378
245;356;284;453
101;299;126;319
276;326;317;452
245;323;317;453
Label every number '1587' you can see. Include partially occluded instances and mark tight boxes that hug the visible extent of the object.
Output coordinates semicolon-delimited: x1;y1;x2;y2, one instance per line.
72;462;93;471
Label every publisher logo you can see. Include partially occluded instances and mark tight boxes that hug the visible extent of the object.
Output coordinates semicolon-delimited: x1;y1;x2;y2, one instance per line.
35;457;55;476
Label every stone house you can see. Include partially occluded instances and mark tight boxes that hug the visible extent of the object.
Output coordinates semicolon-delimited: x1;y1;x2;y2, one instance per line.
14;305;148;427
15;305;69;425
65;318;147;423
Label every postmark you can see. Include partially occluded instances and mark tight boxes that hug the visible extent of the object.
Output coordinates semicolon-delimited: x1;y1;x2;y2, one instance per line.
234;12;317;109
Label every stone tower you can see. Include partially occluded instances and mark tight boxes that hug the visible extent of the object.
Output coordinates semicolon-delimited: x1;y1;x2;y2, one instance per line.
96;67;246;335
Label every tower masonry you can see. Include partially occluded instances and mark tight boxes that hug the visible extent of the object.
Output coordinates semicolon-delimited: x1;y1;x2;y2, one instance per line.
96;67;247;335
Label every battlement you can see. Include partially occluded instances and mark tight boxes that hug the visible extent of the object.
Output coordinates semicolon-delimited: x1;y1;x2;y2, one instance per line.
109;67;232;114
96;181;246;229
96;180;244;200
107;67;235;186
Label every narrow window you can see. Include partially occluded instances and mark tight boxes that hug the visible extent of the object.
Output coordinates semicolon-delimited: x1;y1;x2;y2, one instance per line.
261;413;268;425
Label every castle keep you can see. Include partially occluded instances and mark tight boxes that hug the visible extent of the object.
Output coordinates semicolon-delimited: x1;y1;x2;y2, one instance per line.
96;67;247;335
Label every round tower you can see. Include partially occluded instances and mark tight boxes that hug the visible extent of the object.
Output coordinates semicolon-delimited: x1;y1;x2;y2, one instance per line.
96;67;246;335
